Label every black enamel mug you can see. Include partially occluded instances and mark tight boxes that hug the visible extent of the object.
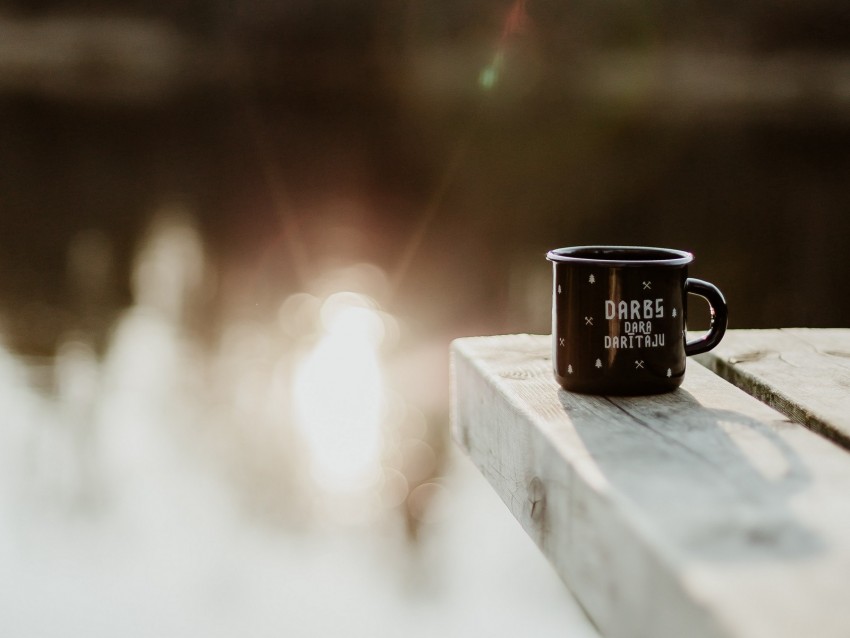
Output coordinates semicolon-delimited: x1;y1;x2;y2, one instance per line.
547;246;728;395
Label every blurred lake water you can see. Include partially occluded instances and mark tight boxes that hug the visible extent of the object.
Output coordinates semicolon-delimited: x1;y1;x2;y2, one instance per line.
0;275;598;636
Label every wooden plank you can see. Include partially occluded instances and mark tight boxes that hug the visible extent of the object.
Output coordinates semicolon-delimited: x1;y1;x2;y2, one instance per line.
695;329;850;449
451;334;850;638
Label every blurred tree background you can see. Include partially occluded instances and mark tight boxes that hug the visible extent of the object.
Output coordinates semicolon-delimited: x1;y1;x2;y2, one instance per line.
0;0;848;356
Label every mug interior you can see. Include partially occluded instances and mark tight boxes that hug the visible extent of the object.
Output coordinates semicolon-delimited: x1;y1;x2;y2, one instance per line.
547;245;693;266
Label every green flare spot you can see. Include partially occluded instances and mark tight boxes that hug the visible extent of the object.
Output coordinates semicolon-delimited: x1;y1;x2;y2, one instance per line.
479;66;498;90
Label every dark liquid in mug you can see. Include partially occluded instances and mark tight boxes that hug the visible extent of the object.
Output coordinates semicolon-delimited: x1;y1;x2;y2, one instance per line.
556;247;687;262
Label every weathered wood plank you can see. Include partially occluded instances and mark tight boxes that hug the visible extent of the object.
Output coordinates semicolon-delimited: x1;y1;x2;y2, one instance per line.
451;334;850;638
695;329;850;449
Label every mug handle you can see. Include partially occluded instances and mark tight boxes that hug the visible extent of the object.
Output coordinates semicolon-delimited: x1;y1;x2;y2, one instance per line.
684;278;728;356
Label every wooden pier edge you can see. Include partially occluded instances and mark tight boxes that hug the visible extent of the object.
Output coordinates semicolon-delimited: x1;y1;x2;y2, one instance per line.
451;333;850;638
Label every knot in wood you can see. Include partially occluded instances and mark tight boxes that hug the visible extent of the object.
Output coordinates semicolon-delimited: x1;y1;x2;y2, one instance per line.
528;476;546;522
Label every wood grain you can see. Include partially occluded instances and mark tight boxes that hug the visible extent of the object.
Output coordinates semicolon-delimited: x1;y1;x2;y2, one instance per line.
696;329;850;449
451;334;850;638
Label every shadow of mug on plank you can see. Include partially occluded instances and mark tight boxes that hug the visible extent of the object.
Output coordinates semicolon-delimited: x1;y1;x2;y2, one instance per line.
547;246;728;395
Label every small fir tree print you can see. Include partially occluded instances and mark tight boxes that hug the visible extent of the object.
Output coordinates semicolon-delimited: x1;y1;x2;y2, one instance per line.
595;358;602;369
666;368;672;378
567;364;573;374
672;308;678;318
588;274;596;284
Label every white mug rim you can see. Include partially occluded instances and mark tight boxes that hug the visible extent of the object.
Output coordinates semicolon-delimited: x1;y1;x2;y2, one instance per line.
546;245;693;267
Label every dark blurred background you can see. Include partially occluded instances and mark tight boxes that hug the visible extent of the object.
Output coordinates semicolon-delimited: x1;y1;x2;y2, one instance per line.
1;0;848;358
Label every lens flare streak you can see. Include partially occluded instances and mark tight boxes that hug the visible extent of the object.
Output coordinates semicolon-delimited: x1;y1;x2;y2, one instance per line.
479;0;530;90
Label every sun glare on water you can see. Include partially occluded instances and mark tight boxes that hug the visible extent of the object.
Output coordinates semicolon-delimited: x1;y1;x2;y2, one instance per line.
292;292;386;494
